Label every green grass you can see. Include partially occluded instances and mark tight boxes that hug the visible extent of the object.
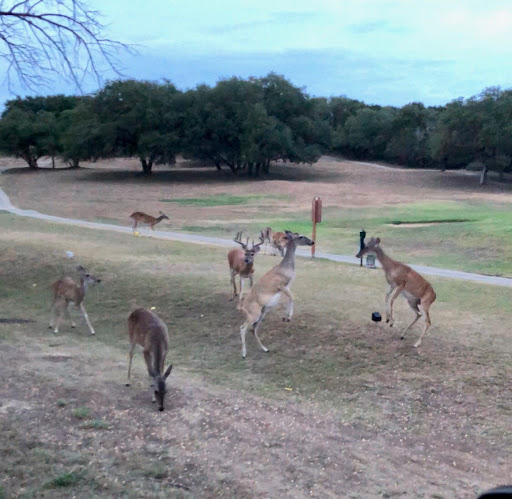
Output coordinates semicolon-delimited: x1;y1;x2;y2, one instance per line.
178;200;512;276
57;399;68;407
160;193;287;206
80;419;110;430
71;407;91;420
45;471;85;488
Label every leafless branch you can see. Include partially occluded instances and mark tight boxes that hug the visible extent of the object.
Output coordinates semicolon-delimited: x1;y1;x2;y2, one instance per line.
0;0;134;92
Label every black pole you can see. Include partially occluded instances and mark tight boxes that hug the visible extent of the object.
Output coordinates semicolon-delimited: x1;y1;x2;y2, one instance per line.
359;229;366;267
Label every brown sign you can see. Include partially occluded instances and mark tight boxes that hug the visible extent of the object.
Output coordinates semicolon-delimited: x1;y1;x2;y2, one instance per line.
312;197;322;223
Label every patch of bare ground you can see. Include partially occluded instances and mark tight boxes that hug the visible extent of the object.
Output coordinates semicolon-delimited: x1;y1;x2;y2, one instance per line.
1;321;510;498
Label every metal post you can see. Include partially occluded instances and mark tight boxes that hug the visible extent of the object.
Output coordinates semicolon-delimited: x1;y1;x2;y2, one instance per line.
359;228;366;267
311;196;322;259
312;219;317;259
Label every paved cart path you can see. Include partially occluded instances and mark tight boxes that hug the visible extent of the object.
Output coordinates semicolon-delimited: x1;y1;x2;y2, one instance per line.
0;178;511;288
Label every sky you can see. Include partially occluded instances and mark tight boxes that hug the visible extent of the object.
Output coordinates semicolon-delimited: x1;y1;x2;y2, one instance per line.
1;0;512;107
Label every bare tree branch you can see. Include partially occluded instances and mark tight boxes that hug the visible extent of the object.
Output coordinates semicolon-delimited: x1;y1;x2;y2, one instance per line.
0;0;134;92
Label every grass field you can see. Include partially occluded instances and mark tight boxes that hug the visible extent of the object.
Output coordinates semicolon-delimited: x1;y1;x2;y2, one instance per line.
2;155;512;277
0;212;511;497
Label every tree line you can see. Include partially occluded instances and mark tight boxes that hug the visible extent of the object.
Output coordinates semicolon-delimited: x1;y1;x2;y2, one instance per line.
0;74;511;182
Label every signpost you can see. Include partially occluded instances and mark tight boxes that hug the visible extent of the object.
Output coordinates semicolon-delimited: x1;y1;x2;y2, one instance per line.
311;197;322;258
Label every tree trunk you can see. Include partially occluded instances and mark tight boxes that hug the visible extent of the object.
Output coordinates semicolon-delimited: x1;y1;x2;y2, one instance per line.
25;156;39;170
71;158;80;168
479;165;488;186
263;160;270;174
51;156;55;169
255;162;261;177
247;162;253;176
141;159;153;175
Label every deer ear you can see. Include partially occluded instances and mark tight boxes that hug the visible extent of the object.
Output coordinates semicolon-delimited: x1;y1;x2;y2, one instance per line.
76;265;86;274
164;364;173;379
376;237;381;244
254;245;261;253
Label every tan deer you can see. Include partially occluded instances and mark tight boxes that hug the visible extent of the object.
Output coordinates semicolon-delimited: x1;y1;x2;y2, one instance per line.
126;308;173;411
49;265;101;335
260;227;287;256
227;232;264;301
130;211;169;233
356;237;436;348
238;231;314;358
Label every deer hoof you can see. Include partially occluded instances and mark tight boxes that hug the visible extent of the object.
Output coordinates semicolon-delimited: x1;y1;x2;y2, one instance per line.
413;341;421;348
400;335;405;340
282;317;291;322
125;383;131;387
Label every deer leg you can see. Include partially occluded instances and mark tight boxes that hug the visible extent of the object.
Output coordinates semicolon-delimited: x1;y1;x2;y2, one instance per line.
52;309;62;334
240;321;249;358
79;303;96;335
239;276;245;297
132;220;138;233
249;275;254;288
229;270;237;301
384;285;394;322
126;342;136;385
49;304;55;329
387;285;404;327
401;299;421;340
278;286;294;322
414;299;433;348
253;307;269;353
64;303;76;328
143;350;157;403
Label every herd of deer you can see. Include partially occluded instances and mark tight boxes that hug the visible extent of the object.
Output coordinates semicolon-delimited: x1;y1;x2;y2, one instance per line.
48;213;436;411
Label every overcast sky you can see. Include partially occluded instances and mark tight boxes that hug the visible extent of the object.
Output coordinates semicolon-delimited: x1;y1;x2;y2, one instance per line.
1;0;512;107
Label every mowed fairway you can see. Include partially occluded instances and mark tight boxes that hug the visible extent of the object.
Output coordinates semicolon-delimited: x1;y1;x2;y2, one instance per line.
2;156;512;277
0;210;511;497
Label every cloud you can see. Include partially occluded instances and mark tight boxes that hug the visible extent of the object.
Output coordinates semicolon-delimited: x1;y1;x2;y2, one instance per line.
348;20;409;35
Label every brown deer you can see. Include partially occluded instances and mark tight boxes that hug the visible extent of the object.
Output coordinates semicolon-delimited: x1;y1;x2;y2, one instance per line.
260;227;287;256
127;308;173;411
228;232;264;301
356;237;436;348
49;265;101;335
130;211;169;233
238;231;314;358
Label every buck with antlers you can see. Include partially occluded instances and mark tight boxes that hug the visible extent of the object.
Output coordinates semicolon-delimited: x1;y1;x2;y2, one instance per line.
49;265;101;335
129;211;169;233
228;231;264;301
126;308;173;411
356;237;436;348
238;231;314;358
260;227;287;257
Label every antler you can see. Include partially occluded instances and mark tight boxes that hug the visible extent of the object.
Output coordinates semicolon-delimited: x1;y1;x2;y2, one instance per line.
234;231;247;249
252;235;265;250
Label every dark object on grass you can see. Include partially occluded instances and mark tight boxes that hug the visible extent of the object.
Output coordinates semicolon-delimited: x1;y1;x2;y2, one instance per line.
0;318;36;324
478;486;512;498
371;312;382;322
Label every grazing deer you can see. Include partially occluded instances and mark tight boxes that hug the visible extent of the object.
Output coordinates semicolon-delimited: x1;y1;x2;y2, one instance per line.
49;265;101;335
127;308;173;411
356;237;436;348
260;227;287;256
238;231;314;358
129;211;169;233
228;232;264;301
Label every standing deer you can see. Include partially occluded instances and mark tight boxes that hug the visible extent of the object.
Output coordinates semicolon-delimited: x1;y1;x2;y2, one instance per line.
130;211;169;233
49;265;101;335
356;237;436;348
228;232;264;301
260;227;287;256
127;308;173;411
238;231;314;358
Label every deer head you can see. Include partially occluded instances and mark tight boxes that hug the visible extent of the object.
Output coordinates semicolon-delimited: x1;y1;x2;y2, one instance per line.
284;231;315;247
150;364;173;411
356;237;380;259
234;232;264;264
158;211;170;221
76;265;101;285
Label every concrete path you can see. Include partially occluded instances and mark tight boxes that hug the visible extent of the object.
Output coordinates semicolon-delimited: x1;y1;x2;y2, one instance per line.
0;179;511;288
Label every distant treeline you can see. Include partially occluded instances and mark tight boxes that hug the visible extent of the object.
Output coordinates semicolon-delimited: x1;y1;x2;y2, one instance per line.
0;73;511;182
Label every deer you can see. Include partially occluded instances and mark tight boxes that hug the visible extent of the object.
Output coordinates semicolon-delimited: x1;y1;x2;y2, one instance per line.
126;307;173;411
356;237;436;348
129;211;169;233
228;231;264;301
260;227;287;257
238;231;314;358
49;265;101;335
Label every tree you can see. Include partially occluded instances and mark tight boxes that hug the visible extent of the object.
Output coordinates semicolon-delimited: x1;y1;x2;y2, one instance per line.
0;0;130;91
87;80;181;174
0;107;51;168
